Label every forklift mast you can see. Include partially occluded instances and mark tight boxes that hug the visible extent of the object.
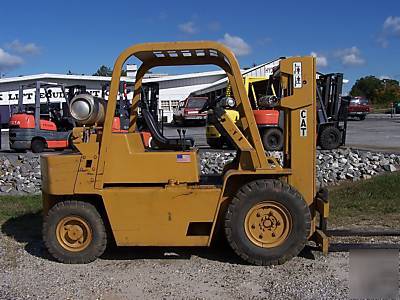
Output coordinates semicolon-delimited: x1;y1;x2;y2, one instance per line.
316;73;349;147
316;73;344;124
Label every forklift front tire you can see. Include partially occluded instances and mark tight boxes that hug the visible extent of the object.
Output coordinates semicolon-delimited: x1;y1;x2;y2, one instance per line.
224;179;310;266
31;138;46;153
43;201;107;264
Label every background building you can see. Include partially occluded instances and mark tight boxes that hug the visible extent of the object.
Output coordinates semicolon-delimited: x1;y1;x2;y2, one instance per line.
0;60;280;126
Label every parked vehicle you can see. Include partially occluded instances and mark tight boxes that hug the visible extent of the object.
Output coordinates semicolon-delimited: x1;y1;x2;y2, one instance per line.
173;96;208;125
41;42;329;266
205;73;347;150
348;97;370;120
9;82;75;153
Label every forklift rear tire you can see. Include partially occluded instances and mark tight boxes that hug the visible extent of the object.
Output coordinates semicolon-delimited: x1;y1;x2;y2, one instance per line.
31;138;46;153
43;201;107;264
224;179;310;266
261;128;284;151
318;126;341;150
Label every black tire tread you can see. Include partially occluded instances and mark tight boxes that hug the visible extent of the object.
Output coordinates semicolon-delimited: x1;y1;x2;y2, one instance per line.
318;126;341;150
224;179;311;266
262;128;284;151
43;200;107;264
31;138;45;153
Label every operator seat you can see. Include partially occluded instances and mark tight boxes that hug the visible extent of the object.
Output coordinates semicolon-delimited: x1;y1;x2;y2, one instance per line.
142;109;194;150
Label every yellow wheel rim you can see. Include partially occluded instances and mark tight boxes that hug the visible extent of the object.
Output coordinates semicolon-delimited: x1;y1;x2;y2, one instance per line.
244;201;292;248
56;216;92;252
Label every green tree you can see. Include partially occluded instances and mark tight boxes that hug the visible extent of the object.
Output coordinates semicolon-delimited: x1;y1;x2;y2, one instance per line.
93;65;127;77
350;76;382;103
350;76;400;106
93;65;113;76
378;79;400;105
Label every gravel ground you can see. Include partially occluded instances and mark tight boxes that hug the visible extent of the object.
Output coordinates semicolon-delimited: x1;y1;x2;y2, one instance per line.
0;231;348;299
1;225;399;299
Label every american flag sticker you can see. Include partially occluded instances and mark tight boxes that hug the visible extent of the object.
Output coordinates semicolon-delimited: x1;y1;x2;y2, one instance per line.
176;154;191;163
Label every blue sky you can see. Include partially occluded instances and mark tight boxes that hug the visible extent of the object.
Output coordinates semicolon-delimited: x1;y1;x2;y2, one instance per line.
1;0;400;93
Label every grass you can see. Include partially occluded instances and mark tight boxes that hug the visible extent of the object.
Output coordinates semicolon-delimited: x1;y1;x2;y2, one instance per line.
0;195;42;268
0;194;41;223
329;171;400;224
0;172;399;227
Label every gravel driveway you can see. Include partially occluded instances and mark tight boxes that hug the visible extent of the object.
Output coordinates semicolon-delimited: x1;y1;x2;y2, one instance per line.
0;232;349;299
1;214;400;299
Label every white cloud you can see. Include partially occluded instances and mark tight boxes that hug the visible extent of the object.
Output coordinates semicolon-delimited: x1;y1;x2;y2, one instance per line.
0;48;23;71
379;75;392;80
383;16;400;35
178;21;197;34
378;16;400;48
218;33;251;56
335;46;365;66
377;36;389;48
6;40;40;55
310;51;328;67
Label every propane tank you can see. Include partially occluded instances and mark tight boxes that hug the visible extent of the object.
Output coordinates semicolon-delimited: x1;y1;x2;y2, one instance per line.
69;93;107;126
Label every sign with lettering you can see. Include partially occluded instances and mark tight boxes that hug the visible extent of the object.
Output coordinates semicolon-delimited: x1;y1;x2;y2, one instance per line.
300;109;307;137
0;88;131;105
293;62;302;89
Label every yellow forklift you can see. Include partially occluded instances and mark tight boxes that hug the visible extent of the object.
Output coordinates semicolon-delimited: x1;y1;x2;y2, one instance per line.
206;76;283;150
41;41;328;265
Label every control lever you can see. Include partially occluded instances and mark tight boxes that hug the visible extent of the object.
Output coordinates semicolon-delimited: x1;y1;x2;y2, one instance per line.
177;128;183;150
182;129;187;151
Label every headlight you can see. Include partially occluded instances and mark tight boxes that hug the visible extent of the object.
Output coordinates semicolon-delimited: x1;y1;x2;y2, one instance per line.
226;97;236;108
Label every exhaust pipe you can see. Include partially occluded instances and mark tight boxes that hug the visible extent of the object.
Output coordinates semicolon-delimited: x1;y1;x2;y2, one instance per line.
69;93;107;126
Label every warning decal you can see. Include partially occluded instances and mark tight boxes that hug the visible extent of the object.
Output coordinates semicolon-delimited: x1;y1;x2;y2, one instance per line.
293;62;302;89
300;109;307;137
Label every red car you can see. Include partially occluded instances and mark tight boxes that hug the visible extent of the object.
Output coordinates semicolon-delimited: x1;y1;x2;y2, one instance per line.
348;97;370;120
173;96;208;125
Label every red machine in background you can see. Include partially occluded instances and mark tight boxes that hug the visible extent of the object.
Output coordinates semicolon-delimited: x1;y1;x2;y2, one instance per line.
9;82;75;153
102;81;158;147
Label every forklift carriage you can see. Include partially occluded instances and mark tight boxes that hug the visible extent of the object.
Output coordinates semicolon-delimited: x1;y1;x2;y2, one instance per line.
41;41;328;265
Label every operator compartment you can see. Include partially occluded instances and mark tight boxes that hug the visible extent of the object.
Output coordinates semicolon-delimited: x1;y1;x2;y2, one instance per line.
103;132;200;184
68;84;200;184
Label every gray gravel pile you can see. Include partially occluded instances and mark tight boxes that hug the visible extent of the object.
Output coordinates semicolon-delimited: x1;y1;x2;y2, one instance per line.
0;154;41;194
200;148;400;187
316;148;399;186
0;148;399;195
